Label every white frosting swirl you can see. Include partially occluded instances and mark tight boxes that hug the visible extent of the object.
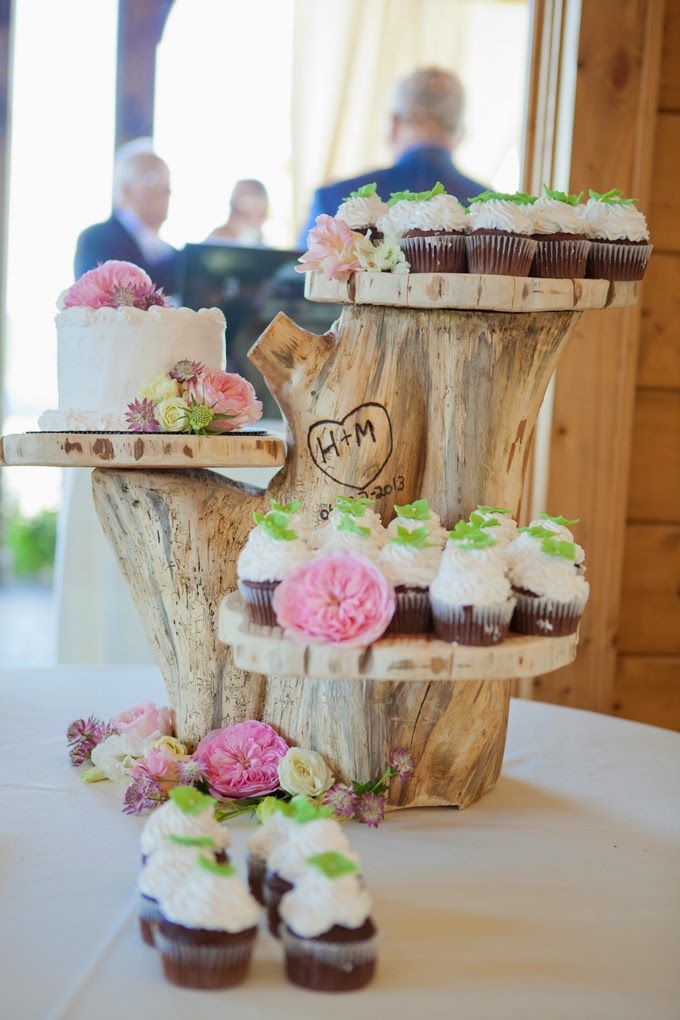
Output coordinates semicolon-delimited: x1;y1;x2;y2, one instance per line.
267;819;352;882
378;540;441;587
138;843;203;900
378;194;467;236
510;548;590;601
528;518;575;541
582;200;649;242
430;543;511;607
531;196;586;236
336;193;387;228
386;512;447;547
248;812;294;862
237;526;311;582
312;509;386;550
158;866;261;933
470;512;518;547
140;800;230;857
280;870;373;938
55;305;226;329
467;199;535;235
315;529;383;562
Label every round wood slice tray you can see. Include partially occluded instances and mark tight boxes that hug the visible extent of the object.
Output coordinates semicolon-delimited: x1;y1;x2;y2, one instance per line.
218;591;578;682
0;431;286;469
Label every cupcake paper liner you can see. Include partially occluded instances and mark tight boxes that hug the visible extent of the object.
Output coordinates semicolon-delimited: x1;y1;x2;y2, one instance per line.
400;233;466;273
238;579;280;628
246;852;267;905
586;241;652;281
281;926;379;993
531;238;591;278
430;597;516;646
386;586;432;635
263;871;293;938
465;232;537;276
511;591;588;637
155;924;257;989
138;892;161;947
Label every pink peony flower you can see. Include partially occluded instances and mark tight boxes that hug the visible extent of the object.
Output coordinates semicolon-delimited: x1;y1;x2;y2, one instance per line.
112;701;174;742
194;720;289;798
186;369;263;432
295;214;362;281
61;260;166;310
273;552;395;646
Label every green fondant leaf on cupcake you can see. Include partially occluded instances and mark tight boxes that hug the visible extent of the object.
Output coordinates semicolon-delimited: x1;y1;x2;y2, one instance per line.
387;181;446;205
469;511;500;530
343;182;378;201
468;190;537;206
256;796;293;823
334;495;373;516
197;855;236;877
518;524;555;540
543;184;583;206
166;834;218;848
588;188;637;205
541;537;577;560
337;514;371;537
253;510;298;542
477;505;511;515
271;499;302;515
394;498;431;521
308;851;359;880
290;794;333;824
448;523;497;548
391;525;432;549
169;786;216;816
539;512;579;527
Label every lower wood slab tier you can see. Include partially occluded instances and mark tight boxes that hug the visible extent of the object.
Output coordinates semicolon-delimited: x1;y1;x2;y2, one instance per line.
219;591;578;682
0;431;286;469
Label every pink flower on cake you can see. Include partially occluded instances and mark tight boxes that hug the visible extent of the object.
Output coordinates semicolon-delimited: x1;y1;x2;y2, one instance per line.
295;214;362;281
273;552;395;646
186;369;263;431
61;260;166;310
111;701;174;742
125;398;160;433
130;746;182;785
194;720;289;798
169;359;204;384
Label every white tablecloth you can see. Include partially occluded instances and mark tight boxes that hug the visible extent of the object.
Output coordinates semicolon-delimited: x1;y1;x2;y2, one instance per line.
2;667;679;1020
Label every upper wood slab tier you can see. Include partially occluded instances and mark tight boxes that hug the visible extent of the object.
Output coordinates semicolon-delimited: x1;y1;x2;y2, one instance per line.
219;591;578;682
304;271;639;312
0;431;286;469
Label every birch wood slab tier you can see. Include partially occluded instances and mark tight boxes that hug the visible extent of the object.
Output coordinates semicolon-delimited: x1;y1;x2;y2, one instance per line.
304;270;639;312
219;591;579;682
0;431;285;469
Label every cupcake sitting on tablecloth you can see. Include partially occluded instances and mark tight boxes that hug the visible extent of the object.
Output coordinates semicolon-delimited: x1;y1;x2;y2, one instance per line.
377;181;467;272
583;188;652;280
335;182;388;239
531;186;590;278
386;498;447;547
465;190;537;276
378;525;441;634
237;510;311;627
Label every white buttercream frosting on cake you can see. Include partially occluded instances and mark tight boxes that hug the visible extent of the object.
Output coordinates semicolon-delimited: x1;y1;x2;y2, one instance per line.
378;538;441;587
469;509;518;547
158;862;261;932
138;842;207;900
311;507;386;550
140;799;230;858
280;869;373;938
386;508;447;547
531;196;586;236
509;546;590;603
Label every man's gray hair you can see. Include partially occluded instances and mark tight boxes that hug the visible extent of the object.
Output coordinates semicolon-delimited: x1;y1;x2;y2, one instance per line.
392;67;465;135
113;137;163;202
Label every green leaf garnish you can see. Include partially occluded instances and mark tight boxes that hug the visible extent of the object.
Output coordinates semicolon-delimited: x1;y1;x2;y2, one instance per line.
337;513;371;538
476;505;511;515
271;499;302;515
518;524;555;540
342;182;378;201
169;786;216;816
469;511;500;530
387;181;446;205
166;834;218;848
538;512;579;527
447;524;497;548
197;855;236;877
468;190;537;206
588;188;637;205
252;509;298;541
542;184;583;206
541;537;577;560
307;851;358;880
391;525;432;549
394;499;431;521
255;796;292;823
290;794;333;824
334;496;373;517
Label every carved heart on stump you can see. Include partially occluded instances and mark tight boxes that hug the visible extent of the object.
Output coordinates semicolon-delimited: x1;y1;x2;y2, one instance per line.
307;402;393;491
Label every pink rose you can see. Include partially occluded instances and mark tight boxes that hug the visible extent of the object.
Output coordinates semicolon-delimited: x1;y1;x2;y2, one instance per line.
186;369;263;432
194;720;289;798
295;214;362;281
112;701;174;742
130;745;181;786
61;260;165;310
273;552;395;646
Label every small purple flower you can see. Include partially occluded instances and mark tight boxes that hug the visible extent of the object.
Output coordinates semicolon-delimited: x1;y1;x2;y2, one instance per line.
125;398;159;433
66;715;114;766
123;774;166;816
389;747;415;782
355;792;386;828
169;359;204;384
323;783;358;819
177;758;207;786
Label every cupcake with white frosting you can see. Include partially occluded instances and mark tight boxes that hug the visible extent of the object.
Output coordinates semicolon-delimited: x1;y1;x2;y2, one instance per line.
315;512;383;562
465;190;538;276
313;495;386;551
378;181;467;272
583;188;652;280
378;525;441;633
268;497;311;541
531;186;590;278
155;855;261;989
237;510;312;626
280;852;377;992
138;835;221;947
386;498;447;547
246;801;293;905
336;182;388;238
429;525;515;645
469;506;518;547
508;525;589;636
140;786;229;865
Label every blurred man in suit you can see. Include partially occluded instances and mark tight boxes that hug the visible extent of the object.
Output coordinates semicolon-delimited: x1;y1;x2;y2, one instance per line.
74;138;178;293
299;67;486;243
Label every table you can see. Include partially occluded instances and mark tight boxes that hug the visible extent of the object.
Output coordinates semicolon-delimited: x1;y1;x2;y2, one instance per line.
2;667;679;1020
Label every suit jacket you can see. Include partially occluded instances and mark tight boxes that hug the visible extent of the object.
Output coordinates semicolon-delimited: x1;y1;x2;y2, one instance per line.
73;215;178;294
298;144;487;244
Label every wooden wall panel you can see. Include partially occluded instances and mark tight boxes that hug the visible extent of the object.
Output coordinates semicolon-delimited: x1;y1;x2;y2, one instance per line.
659;0;680;109
627;390;680;521
619;524;680;654
648;112;680;250
612;655;680;729
638;253;680;388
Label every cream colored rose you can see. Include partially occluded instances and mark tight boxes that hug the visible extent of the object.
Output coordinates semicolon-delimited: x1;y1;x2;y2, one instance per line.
139;372;181;403
277;747;335;797
148;734;188;756
156;396;190;432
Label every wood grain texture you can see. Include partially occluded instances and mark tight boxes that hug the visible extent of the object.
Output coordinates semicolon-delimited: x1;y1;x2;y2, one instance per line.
649;112;680;251
637;253;680;388
0;431;285;469
619;523;680;655
219;591;578;682
660;0;680;110
612;654;680;730
627;390;680;521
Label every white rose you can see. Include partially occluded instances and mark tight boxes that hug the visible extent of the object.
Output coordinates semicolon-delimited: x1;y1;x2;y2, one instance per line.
156;396;190;432
138;372;181;403
90;732;145;783
277;747;335;798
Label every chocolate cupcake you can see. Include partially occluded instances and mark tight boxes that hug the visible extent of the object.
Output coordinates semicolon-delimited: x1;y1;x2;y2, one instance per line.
137;835;221;947
378;525;441;634
246;801;293;905
583;188;652;280
279;851;377;993
335;182;387;239
429;525;515;645
507;525;589;636
465;191;537;276
530;186;590;278
386;498;447;547
140;786;229;866
377;182;467;272
155;856;260;989
237;509;311;627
